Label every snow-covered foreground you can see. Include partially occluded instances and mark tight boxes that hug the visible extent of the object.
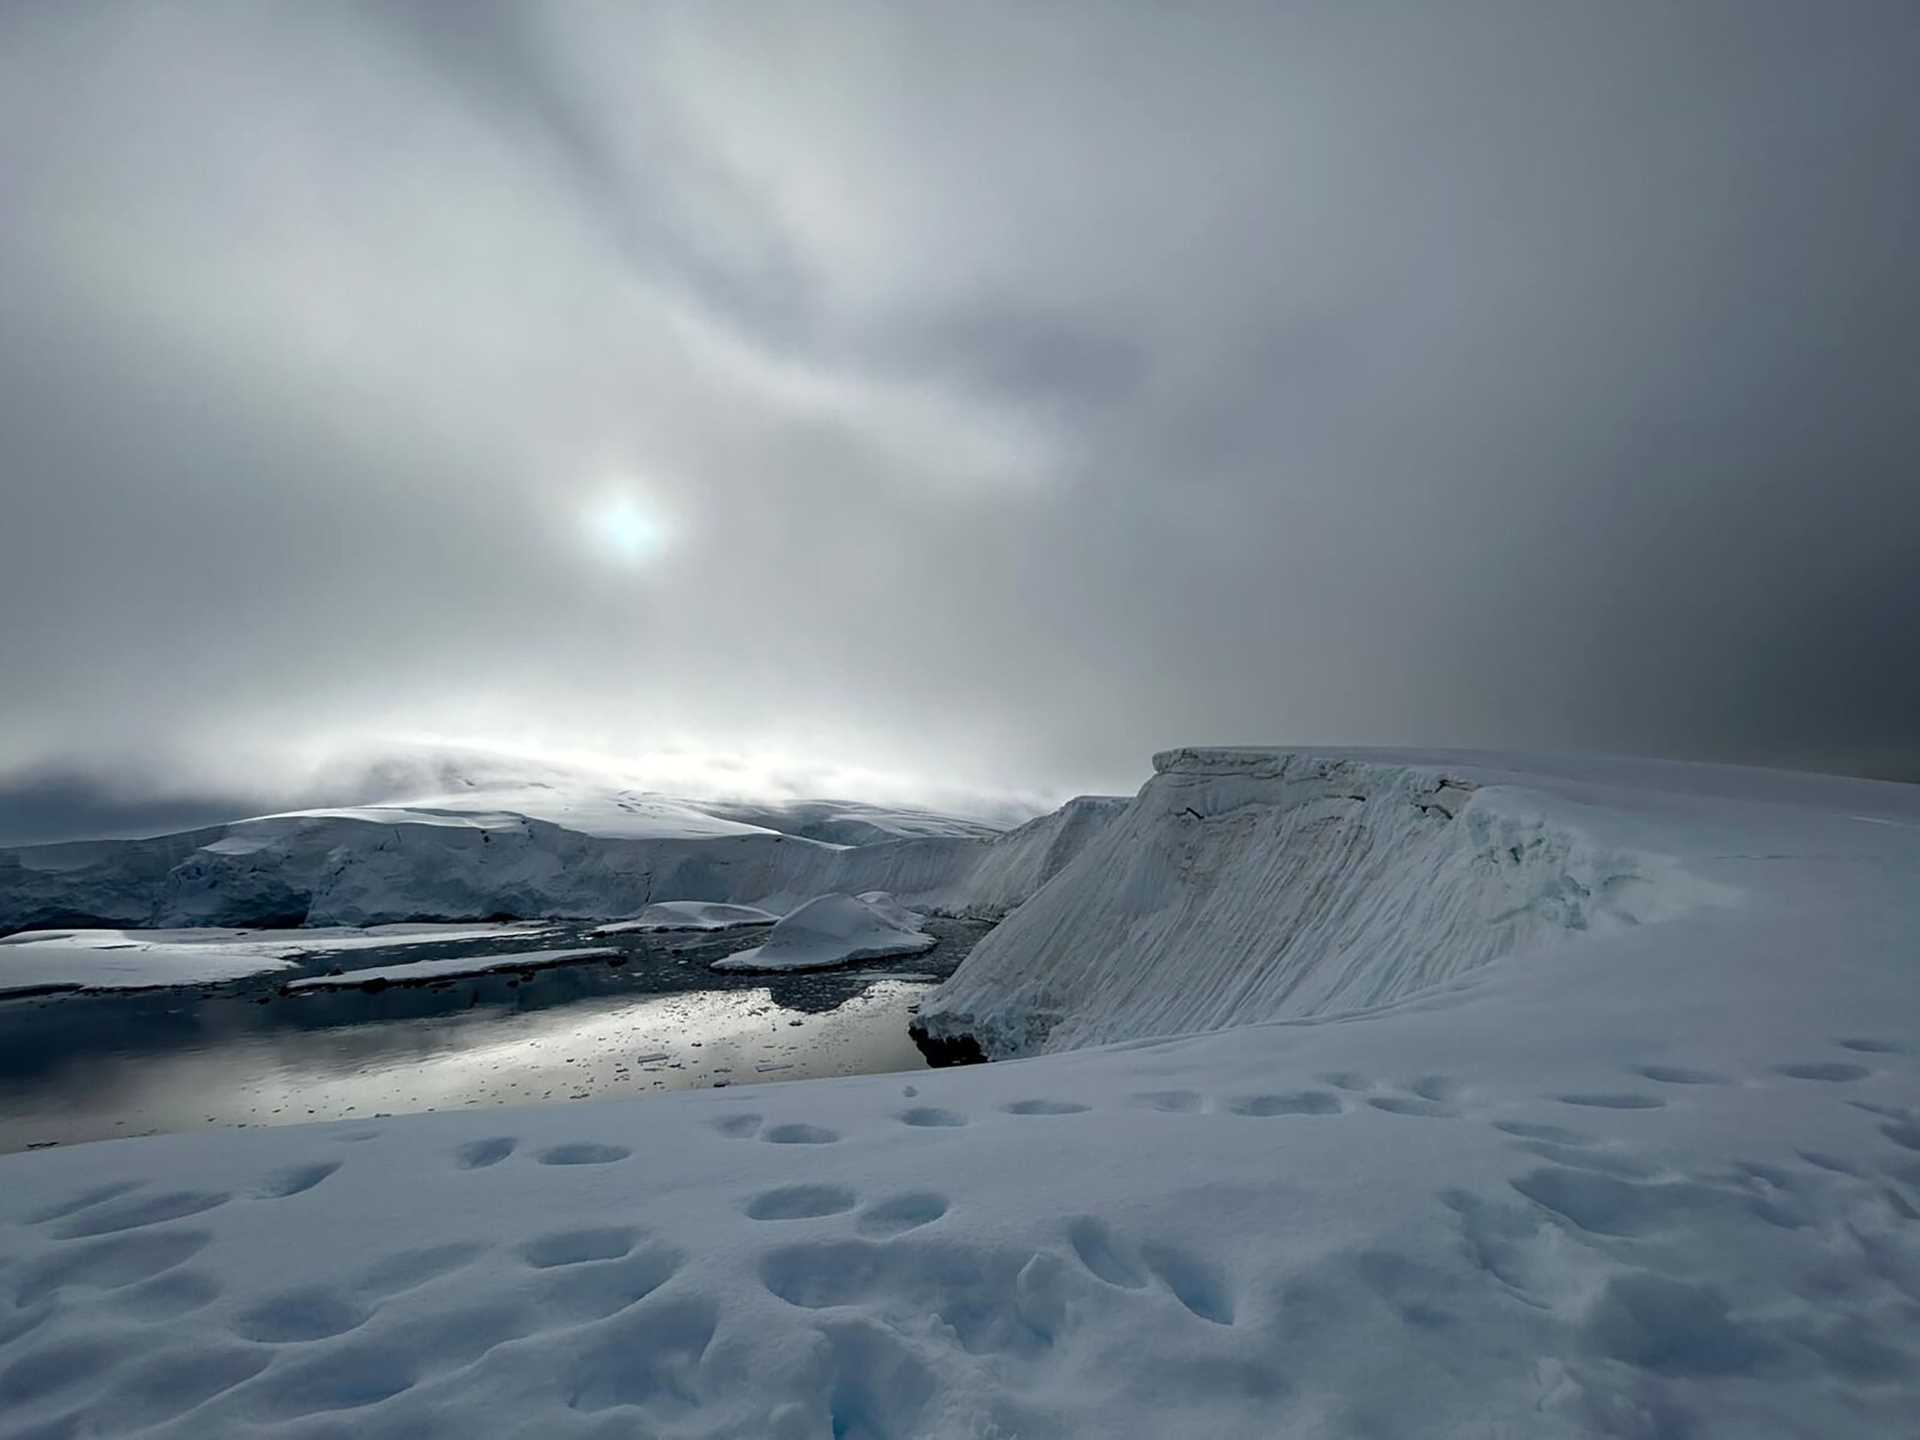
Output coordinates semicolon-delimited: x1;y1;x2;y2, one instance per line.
1;750;1917;1435
711;894;935;974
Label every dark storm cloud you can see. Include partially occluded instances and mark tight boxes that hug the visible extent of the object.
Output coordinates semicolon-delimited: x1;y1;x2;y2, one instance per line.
1;0;1916;844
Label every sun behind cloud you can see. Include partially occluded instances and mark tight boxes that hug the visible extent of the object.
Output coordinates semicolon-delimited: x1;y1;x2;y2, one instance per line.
582;490;676;566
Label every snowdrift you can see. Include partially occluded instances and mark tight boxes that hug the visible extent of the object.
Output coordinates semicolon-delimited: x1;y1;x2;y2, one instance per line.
917;748;1726;1057
709;892;935;973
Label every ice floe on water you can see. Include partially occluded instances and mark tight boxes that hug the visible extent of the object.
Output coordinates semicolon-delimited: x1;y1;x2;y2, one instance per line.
711;893;936;974
0;923;558;996
592;902;779;935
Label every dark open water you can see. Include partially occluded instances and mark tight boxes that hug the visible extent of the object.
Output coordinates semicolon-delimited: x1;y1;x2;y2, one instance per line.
0;917;993;1154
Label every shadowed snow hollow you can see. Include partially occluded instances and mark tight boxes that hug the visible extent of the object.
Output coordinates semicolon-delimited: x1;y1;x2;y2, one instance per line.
917;748;1728;1056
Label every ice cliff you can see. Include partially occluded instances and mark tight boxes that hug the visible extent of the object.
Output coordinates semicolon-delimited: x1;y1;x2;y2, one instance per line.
915;747;1721;1057
0;794;1126;933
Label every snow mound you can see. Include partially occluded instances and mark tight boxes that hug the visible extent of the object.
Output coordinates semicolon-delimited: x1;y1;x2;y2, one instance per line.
710;892;935;973
918;748;1730;1057
592;901;779;935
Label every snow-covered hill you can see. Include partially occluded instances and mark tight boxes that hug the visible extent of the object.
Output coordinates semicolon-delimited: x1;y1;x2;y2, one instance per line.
0;765;1125;934
1;748;1917;1435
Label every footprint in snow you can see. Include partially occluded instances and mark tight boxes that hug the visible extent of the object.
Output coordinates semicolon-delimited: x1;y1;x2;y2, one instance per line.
1492;1120;1593;1144
23;1181;146;1227
229;1285;370;1343
1229;1091;1343;1117
898;1108;967;1129
1141;1241;1236;1325
1001;1099;1091;1116
14;1229;213;1308
0;1331;170;1410
250;1160;341;1199
454;1137;517;1169
1773;1062;1870;1082
1067;1217;1146;1289
534;1142;631;1166
710;1114;762;1139
530;1244;683;1324
1367;1096;1459;1119
1632;1065;1732;1085
355;1242;487;1299
1883;1121;1920;1153
518;1226;641;1267
1128;1090;1207;1113
763;1123;840;1145
50;1190;231;1241
1064;1217;1234;1323
116;1269;221;1321
1556;1092;1667;1110
745;1185;859;1221
855;1193;949;1237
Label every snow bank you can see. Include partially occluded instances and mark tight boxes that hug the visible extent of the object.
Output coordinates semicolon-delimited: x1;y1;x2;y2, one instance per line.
285;948;618;991
1;750;1918;1435
917;748;1729;1057
592;902;778;935
710;892;935;973
0;923;556;996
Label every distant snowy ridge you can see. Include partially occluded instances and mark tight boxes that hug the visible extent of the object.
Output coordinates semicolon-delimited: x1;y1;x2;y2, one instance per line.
917;747;1729;1057
0;792;1126;933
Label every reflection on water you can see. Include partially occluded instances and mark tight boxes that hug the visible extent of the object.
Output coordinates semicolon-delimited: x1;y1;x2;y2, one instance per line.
0;917;990;1154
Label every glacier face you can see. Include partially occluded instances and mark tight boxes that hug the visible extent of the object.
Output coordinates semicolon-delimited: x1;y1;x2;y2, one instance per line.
0;793;1127;934
915;748;1727;1057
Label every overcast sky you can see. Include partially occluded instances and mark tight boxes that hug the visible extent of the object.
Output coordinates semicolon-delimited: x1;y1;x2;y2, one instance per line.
2;1;1917;843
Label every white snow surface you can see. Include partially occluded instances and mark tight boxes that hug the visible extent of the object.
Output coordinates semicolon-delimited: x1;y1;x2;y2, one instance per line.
710;892;935;973
0;923;555;995
2;750;1918;1436
284;948;618;991
591;902;779;935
